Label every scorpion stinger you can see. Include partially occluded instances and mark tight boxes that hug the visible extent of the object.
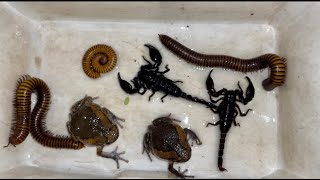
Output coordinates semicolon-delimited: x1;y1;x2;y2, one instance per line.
236;76;255;105
118;73;140;94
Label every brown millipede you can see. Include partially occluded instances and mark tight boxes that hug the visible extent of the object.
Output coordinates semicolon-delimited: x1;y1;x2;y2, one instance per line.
158;34;286;91
6;75;84;149
4;75;32;147
82;44;117;79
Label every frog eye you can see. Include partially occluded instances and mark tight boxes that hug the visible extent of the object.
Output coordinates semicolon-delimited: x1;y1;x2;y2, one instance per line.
71;99;86;112
71;104;80;112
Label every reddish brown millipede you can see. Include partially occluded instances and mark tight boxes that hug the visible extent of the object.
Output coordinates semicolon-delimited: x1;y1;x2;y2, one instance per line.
158;34;286;91
4;75;32;147
5;75;84;149
82;44;117;79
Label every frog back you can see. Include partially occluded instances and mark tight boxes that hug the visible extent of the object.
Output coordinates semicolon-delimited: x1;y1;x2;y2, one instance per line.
69;103;119;146
150;122;190;161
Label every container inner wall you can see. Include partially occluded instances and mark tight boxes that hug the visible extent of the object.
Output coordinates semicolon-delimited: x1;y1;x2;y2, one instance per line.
2;1;318;179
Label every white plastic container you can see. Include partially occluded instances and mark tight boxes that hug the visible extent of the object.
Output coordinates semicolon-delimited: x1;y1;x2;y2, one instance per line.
0;2;319;178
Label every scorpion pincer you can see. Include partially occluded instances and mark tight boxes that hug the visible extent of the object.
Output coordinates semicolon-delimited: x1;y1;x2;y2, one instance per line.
205;69;255;172
118;44;216;109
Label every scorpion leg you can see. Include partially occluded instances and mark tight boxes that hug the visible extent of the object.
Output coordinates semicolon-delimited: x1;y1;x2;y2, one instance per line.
183;128;202;146
160;93;169;102
102;108;125;129
164;64;170;72
148;90;156;101
233;111;240;127
209;96;223;104
174;80;183;84
138;83;148;95
208;106;219;114
97;145;129;169
139;88;147;95
206;120;220;127
235;104;252;117
158;64;170;74
130;80;144;95
168;160;194;179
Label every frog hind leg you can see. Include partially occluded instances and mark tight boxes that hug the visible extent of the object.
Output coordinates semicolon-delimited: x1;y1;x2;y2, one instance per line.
168;160;194;179
102;107;125;128
183;128;202;146
66;121;78;141
97;145;129;169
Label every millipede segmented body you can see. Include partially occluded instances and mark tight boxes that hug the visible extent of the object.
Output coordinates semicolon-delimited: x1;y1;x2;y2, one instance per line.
5;75;32;147
6;75;84;149
82;44;117;79
159;34;286;91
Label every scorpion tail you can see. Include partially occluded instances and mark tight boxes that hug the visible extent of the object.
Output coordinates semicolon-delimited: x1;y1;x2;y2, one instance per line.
181;93;216;109
218;132;227;171
118;73;139;94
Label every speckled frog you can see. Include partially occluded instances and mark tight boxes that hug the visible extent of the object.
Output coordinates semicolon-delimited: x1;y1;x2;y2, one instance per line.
67;95;128;169
143;114;202;179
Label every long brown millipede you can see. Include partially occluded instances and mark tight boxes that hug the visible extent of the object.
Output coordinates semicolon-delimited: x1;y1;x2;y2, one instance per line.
5;75;84;149
158;34;286;91
82;44;117;79
4;75;32;147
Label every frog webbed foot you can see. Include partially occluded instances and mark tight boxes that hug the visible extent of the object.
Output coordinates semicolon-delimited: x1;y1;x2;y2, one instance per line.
178;167;194;178
168;161;194;179
97;146;129;169
102;107;125;128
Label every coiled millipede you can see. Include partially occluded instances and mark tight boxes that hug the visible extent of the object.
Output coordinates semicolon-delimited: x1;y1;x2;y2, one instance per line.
82;44;117;79
159;34;286;91
5;75;84;149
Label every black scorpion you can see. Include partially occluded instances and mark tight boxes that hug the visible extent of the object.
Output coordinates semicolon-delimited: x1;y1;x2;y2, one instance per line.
118;44;216;108
205;69;255;172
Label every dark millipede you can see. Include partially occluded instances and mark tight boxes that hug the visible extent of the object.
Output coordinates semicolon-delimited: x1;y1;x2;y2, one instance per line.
82;44;117;79
5;75;84;149
158;34;286;91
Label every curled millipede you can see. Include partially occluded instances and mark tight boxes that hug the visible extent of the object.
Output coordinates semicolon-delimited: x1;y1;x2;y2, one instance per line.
82;44;117;79
158;34;286;91
6;75;84;149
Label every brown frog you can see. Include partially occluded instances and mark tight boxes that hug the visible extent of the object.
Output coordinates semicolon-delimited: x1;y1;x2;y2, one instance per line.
143;114;202;179
67;95;128;169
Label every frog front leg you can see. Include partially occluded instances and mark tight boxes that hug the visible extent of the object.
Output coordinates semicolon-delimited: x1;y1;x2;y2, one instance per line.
102;108;125;128
97;145;129;169
142;131;153;162
183;128;202;146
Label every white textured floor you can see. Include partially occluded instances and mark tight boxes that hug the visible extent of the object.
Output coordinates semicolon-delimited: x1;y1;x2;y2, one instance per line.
2;20;279;178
